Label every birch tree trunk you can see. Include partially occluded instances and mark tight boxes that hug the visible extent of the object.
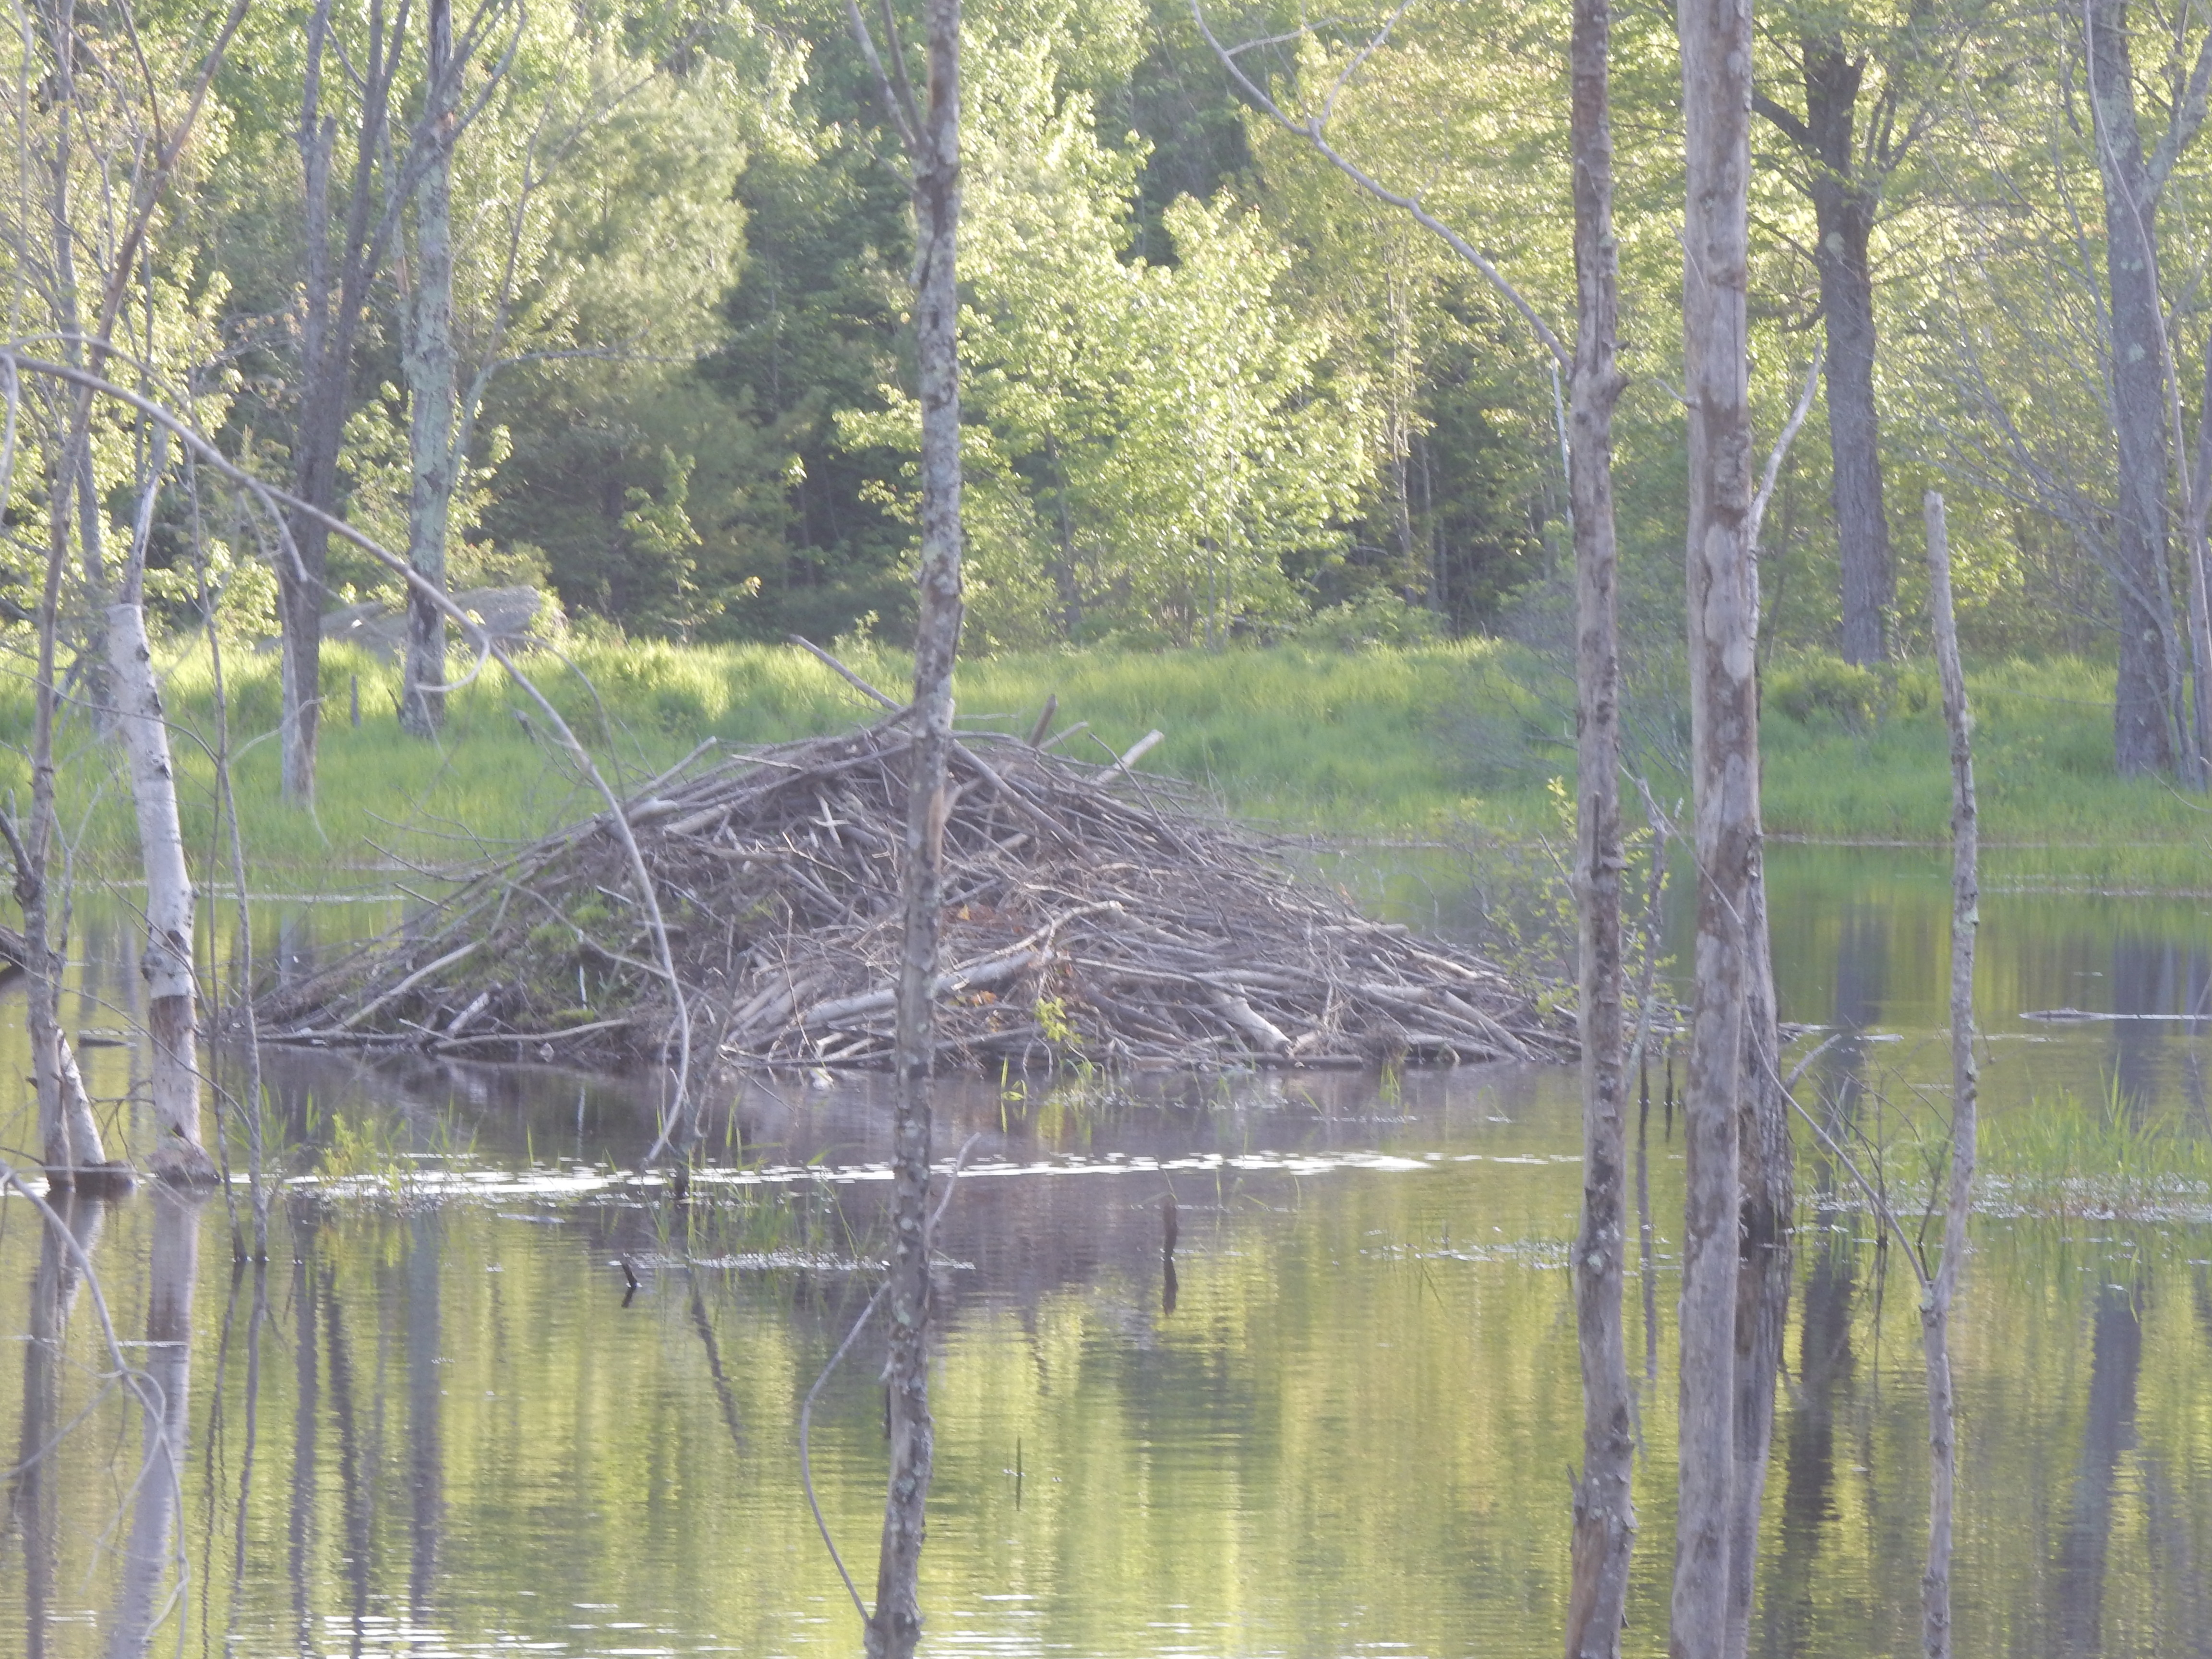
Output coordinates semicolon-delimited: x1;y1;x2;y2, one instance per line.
402;0;457;738
866;2;962;1653
1674;0;1761;1646
108;438;218;1185
1563;0;1636;1644
1920;490;1978;1659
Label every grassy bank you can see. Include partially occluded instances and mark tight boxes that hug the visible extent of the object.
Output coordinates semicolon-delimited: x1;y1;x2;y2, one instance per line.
5;636;2205;891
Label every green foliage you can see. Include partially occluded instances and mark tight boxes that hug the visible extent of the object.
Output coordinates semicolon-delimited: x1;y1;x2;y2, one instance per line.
1765;651;1935;727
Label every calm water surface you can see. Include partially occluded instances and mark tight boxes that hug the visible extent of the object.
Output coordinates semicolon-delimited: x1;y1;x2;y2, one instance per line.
2;846;2211;1658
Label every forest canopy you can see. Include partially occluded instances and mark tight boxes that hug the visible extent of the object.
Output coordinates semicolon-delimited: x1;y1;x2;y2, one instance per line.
15;0;2212;694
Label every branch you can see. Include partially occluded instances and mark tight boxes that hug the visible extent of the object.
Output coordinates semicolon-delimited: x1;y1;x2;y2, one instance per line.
1748;341;1825;552
2150;21;2212;193
0;350;699;1161
845;0;919;156
1752;88;1814;151
1191;0;1567;367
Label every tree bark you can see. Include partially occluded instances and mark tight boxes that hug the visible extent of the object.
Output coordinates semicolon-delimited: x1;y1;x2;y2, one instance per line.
1563;0;1636;1645
1921;490;1978;1659
2088;0;2183;775
108;439;217;1186
866;2;962;1655
1804;41;1892;664
402;0;457;737
287;0;404;800
19;441;116;1188
1674;0;1761;1647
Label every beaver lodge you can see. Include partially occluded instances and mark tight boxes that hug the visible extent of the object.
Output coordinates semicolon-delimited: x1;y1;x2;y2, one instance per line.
251;699;1574;1074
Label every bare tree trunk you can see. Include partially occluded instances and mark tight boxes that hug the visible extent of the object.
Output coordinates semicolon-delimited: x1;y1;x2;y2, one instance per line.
865;1;962;1654
1564;0;1635;1644
402;0;457;737
16;424;116;1188
2088;0;2183;776
1804;41;1891;665
1674;0;1760;1646
286;10;339;803
108;437;217;1185
108;1186;205;1659
1921;490;1978;1659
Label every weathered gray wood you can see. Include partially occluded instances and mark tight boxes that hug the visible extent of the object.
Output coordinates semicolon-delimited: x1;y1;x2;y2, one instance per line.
854;0;963;1652
1564;0;1636;1645
402;0;459;737
1920;489;1978;1659
1673;0;1760;1646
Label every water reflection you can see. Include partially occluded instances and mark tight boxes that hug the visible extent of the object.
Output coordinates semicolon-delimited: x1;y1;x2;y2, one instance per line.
1;858;2212;1656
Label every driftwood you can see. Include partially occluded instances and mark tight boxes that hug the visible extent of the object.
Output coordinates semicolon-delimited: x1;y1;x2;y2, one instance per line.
246;713;1575;1072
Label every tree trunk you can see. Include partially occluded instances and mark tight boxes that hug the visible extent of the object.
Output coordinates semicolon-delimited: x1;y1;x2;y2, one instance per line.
867;2;962;1655
1674;0;1761;1647
108;1186;205;1659
1563;0;1635;1645
2089;0;2182;776
108;442;217;1186
287;14;337;804
20;447;117;1188
1921;490;1979;1659
402;0;457;737
287;0;399;801
1800;40;1893;664
2183;342;2212;782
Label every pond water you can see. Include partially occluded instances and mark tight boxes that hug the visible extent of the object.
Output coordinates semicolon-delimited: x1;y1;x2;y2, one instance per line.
4;846;2212;1659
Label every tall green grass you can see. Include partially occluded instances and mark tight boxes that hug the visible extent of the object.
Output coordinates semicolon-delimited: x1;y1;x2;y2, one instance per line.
1981;1076;2212;1220
7;635;2209;890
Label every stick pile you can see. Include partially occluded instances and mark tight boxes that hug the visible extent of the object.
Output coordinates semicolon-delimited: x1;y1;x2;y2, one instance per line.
250;709;1574;1073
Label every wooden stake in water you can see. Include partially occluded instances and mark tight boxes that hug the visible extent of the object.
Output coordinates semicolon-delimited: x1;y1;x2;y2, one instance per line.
1921;489;1979;1659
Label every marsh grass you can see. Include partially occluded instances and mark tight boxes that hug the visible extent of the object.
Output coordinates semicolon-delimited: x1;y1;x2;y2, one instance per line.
1979;1076;2212;1220
5;635;2205;890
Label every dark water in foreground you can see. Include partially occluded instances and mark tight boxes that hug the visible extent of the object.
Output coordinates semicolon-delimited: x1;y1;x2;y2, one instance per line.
3;847;2212;1658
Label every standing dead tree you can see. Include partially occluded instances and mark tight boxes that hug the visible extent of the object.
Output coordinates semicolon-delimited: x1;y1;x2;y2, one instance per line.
841;2;964;1652
1562;0;1637;1647
1919;490;1979;1659
1673;0;1763;1652
1188;3;1639;1644
401;0;460;736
